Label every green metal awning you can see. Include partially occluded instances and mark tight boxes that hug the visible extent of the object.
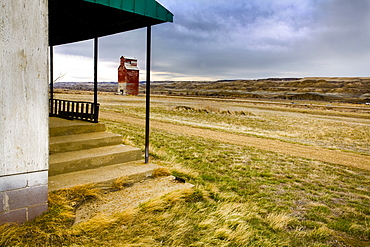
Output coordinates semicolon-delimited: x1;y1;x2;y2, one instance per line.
49;0;173;46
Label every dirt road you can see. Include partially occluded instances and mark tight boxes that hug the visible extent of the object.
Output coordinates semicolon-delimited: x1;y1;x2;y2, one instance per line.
100;111;370;171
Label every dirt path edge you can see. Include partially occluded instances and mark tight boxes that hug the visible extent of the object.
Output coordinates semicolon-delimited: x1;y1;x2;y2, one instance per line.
101;112;370;171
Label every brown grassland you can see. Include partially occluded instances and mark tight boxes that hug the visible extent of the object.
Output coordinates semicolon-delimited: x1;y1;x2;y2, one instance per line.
1;92;369;246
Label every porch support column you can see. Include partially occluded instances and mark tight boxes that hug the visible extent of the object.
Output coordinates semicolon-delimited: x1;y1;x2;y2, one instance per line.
94;37;98;107
145;25;151;164
50;45;54;115
93;37;99;122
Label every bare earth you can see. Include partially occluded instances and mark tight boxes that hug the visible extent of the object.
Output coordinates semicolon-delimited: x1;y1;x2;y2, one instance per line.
100;111;370;171
74;176;193;224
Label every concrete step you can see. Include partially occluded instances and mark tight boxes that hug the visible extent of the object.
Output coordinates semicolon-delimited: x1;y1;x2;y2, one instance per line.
73;175;194;224
48;161;162;191
49;145;142;176
50;117;106;137
49;131;123;154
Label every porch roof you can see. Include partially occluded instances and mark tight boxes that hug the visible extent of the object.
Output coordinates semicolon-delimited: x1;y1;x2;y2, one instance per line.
49;0;173;46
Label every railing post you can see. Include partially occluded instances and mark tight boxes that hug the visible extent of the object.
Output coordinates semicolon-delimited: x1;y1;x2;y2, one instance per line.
86;103;90;121
82;103;85;120
49;99;52;116
66;101;70;118
94;103;100;123
77;102;80;119
57;99;59;115
72;101;75;119
58;100;61;116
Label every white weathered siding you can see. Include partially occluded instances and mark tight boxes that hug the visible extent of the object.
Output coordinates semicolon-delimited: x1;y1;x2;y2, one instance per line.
0;0;49;224
0;0;49;175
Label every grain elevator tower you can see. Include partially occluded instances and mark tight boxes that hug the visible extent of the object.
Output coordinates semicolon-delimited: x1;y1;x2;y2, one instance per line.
118;56;140;95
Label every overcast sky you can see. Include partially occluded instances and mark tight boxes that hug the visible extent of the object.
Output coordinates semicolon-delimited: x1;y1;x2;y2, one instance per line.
54;0;370;82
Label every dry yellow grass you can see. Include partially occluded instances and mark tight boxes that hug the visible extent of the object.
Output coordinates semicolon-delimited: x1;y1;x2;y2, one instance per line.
2;93;366;246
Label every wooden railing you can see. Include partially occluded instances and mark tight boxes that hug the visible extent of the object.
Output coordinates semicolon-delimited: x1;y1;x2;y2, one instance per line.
49;99;100;123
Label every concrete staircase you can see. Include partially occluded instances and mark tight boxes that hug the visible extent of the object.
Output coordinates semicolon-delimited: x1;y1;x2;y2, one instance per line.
49;117;142;178
48;117;193;223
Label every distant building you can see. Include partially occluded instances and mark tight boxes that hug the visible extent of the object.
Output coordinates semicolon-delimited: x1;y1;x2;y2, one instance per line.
118;56;140;95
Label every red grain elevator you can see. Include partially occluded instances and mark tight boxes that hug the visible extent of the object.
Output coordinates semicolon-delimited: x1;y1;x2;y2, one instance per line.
118;56;140;95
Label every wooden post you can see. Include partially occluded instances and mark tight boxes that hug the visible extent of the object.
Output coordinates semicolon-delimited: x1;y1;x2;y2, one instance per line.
145;26;151;164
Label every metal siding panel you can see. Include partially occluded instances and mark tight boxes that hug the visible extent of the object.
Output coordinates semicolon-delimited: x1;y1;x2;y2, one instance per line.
159;4;173;21
110;0;122;9
156;2;161;18
134;0;146;14
157;2;173;22
167;12;174;22
121;0;134;11
157;5;167;21
146;0;156;18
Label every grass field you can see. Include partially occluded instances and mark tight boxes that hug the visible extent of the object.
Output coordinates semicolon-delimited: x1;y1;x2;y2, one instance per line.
1;93;369;246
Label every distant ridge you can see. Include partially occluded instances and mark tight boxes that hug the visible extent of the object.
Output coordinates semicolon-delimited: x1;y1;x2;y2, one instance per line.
53;78;370;103
54;81;117;92
146;77;370;103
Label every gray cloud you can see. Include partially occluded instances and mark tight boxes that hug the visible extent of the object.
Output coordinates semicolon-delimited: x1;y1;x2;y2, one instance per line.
55;0;370;81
